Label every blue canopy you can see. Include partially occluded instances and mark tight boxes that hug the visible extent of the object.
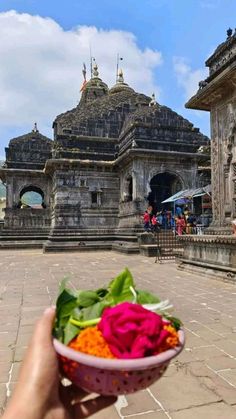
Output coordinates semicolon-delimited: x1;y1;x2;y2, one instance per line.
161;185;211;204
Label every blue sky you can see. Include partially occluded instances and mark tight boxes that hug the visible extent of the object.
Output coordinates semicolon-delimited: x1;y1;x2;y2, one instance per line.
0;0;235;157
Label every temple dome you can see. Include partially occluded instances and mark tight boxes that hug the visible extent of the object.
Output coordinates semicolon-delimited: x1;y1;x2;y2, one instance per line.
6;124;52;169
54;88;150;138
80;63;108;104
109;69;134;95
9;125;52;146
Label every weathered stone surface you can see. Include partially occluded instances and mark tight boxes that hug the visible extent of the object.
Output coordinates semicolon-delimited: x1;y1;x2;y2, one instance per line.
171;402;236;419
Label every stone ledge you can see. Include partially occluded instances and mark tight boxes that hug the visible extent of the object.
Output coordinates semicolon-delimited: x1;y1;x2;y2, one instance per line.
112;241;139;254
178;234;236;244
178;258;236;283
43;241;113;253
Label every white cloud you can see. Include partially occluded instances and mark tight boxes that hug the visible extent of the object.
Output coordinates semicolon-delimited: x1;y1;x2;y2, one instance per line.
0;10;163;146
173;56;208;101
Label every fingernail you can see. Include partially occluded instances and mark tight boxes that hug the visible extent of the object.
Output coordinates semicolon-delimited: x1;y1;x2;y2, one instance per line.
44;307;55;315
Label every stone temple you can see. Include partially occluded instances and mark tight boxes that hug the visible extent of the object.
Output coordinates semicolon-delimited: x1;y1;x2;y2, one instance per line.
0;64;209;251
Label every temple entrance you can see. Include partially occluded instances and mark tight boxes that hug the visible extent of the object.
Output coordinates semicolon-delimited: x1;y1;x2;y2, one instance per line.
148;172;182;213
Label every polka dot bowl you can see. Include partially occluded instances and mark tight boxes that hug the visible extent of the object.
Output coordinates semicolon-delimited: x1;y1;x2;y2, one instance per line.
53;329;185;396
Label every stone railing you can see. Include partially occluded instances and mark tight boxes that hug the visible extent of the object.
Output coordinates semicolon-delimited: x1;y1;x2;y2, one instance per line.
4;208;51;229
178;234;236;279
178;234;236;244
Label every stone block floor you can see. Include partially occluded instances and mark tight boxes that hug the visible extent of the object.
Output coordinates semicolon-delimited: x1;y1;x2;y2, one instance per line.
1;249;236;418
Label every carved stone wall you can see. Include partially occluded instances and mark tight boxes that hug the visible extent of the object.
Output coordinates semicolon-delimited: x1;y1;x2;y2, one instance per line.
50;165;119;232
211;92;236;227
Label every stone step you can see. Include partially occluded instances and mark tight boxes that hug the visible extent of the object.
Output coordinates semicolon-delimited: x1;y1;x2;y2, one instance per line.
112;241;140;254
0;235;48;241
139;244;183;258
43;241;113;253
0;240;44;249
47;234;138;243
0;230;49;237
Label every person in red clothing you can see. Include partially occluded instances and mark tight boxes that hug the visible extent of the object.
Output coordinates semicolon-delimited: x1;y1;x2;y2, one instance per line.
176;215;186;235
143;210;151;231
151;214;159;232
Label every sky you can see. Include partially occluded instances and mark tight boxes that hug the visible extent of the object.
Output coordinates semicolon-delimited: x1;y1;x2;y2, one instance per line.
0;0;235;158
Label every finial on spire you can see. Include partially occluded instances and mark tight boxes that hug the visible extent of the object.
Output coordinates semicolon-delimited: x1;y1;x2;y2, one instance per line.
227;28;233;38
116;54;123;82
132;139;138;148
32;122;38;133
117;69;124;83
149;93;157;107
92;61;99;78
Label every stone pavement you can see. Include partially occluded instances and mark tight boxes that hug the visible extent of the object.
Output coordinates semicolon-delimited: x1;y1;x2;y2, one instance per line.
1;250;236;418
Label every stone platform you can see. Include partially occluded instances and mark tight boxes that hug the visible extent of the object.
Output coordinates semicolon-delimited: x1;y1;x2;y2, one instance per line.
178;235;236;282
1;250;236;418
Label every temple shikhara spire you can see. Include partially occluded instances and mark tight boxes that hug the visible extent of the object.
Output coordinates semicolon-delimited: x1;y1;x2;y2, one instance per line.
32;122;38;133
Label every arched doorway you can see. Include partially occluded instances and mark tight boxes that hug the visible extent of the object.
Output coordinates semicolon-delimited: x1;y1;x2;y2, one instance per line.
124;175;133;202
148;172;182;213
18;185;46;208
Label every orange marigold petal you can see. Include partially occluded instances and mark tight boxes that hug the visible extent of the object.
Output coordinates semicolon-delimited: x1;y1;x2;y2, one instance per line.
68;326;116;359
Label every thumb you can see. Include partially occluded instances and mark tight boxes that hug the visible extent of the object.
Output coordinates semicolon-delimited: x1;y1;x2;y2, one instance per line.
33;307;56;346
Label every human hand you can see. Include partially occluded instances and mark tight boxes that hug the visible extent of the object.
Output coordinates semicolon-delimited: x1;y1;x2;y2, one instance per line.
3;307;117;419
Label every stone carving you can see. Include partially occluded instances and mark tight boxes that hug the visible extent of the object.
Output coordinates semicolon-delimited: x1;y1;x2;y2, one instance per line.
149;93;157;107
211;119;220;223
207;29;236;77
222;104;236;165
198;80;208;89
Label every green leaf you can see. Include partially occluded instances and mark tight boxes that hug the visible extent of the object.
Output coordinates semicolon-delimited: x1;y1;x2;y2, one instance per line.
59;277;70;294
136;290;160;304
81;301;110;321
64;319;80;345
56;289;77;314
96;288;108;298
71;307;82;321
52;325;64;341
77;290;100;308
107;268;134;304
57;292;78;320
165;315;182;331
54;288;78;342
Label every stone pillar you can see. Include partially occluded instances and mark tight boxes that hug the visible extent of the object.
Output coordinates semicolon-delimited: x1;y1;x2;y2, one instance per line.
185;29;236;233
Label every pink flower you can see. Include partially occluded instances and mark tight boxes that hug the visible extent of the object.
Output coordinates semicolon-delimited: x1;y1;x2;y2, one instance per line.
98;302;169;359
